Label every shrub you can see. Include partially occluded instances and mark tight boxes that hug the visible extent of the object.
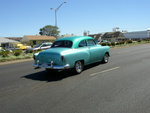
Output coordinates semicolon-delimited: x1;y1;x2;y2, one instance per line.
120;41;125;45
144;39;150;42
107;43;111;46
137;40;142;43
37;49;42;52
101;43;107;46
0;50;10;57
29;50;34;53
111;42;115;46
126;40;132;44
13;50;22;56
116;42;120;45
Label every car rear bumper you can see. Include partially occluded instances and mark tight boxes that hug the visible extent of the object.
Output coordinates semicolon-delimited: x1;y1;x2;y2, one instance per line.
33;63;70;70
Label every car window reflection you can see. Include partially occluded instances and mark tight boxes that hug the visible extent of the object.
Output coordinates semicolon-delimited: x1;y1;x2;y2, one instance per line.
79;40;87;47
87;39;96;46
51;40;73;48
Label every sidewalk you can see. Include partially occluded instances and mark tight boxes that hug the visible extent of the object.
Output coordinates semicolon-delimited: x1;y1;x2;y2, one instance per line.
0;58;33;66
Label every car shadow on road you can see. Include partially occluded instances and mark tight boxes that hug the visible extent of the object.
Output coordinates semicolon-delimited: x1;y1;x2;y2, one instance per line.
84;62;104;70
23;62;104;82
23;69;77;82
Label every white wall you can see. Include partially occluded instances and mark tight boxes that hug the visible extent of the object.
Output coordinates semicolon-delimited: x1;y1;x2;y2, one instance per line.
123;31;149;39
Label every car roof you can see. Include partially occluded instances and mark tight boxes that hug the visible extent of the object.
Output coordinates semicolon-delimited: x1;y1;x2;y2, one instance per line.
56;36;94;48
57;36;93;41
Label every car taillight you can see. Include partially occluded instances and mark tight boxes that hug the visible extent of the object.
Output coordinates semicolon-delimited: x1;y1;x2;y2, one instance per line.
61;55;65;61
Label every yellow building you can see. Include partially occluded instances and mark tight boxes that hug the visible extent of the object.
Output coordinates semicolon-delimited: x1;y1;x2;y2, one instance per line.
21;35;56;46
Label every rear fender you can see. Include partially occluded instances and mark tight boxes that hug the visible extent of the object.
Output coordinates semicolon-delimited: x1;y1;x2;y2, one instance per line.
64;50;90;68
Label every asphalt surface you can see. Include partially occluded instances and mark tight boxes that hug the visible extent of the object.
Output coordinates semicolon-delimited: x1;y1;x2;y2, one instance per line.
0;44;150;113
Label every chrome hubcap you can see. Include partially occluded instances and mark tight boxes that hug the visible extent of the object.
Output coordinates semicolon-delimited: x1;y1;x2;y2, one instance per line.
76;61;82;73
104;54;109;62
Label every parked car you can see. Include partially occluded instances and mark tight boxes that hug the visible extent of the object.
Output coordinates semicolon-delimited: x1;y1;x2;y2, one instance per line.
17;44;27;50
26;42;52;53
97;39;109;44
33;36;110;74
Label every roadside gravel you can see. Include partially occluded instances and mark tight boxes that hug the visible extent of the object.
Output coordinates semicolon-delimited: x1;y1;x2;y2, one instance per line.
0;58;33;66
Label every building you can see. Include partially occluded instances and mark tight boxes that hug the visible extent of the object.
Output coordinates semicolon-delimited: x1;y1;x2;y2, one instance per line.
21;35;56;46
102;31;125;42
123;30;150;40
0;37;20;48
113;27;119;32
83;30;88;36
85;28;150;42
5;37;23;41
88;33;103;41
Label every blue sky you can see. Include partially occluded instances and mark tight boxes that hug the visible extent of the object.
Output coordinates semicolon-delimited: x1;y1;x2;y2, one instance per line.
0;0;150;37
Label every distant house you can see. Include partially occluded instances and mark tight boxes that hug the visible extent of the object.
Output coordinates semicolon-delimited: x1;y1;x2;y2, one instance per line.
0;37;20;48
88;33;103;41
5;37;23;41
21;35;56;46
102;31;125;42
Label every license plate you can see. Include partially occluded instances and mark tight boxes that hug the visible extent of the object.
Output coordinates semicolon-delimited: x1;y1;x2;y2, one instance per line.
42;63;48;67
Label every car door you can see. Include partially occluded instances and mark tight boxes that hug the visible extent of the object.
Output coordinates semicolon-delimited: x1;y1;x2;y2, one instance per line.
78;40;91;64
87;39;103;63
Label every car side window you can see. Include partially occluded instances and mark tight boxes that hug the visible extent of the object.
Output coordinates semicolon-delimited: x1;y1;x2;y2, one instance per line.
42;44;47;47
87;39;96;46
47;43;52;46
79;40;87;47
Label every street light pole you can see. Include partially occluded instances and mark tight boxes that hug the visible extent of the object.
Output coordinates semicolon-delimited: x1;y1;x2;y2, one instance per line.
51;1;67;27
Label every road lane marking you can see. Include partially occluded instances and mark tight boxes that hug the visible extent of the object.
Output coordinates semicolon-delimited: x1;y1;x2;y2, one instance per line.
90;66;120;76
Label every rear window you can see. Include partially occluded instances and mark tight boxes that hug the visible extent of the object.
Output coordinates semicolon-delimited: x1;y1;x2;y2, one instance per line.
51;40;73;48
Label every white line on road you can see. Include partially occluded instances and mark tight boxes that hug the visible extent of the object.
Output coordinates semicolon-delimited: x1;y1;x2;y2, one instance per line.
90;66;120;76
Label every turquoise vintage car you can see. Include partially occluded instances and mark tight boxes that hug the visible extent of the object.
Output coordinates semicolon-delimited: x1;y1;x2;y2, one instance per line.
33;36;110;74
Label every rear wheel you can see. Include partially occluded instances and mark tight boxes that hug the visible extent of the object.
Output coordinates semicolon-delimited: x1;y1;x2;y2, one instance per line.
102;53;109;63
74;61;83;74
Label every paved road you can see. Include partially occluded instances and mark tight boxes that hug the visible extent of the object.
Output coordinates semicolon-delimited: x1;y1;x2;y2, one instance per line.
0;44;150;113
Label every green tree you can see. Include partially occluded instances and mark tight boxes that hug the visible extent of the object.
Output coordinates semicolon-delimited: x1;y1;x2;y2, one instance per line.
39;25;60;38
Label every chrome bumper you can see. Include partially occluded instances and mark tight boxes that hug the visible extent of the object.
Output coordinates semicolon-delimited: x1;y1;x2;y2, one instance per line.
33;63;70;70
